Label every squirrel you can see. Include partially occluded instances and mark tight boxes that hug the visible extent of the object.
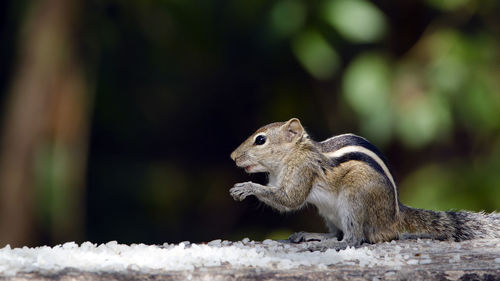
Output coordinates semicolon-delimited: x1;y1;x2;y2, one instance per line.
229;118;500;250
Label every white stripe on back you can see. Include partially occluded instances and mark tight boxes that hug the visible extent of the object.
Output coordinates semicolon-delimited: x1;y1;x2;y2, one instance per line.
323;145;399;215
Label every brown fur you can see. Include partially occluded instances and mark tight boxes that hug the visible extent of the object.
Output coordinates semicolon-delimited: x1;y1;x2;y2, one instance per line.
230;118;500;248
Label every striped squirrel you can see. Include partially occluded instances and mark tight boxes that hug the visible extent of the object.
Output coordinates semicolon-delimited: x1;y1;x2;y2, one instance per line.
229;118;500;250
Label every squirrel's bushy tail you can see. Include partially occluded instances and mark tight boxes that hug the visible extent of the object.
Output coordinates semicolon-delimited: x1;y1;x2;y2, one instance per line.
399;205;500;241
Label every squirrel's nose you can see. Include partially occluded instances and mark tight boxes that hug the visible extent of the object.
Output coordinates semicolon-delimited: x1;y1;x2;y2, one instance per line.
230;150;237;161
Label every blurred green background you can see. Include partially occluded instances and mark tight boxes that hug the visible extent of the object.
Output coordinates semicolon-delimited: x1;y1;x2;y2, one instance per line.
0;0;499;247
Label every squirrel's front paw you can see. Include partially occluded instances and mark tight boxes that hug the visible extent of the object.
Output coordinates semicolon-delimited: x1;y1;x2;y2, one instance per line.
230;182;255;201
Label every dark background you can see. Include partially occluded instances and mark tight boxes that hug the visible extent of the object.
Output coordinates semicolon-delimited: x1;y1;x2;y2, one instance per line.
0;0;499;247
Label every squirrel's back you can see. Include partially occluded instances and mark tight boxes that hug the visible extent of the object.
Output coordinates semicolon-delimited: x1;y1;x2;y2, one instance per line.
317;133;500;242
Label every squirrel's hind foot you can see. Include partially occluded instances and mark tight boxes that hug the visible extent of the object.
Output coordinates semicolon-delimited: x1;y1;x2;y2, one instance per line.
302;239;349;252
288;232;365;252
288;232;337;243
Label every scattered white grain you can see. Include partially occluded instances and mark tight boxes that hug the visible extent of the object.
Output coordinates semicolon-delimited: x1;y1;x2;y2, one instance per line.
207;240;222;247
1;239;499;276
0;240;408;276
262;239;274;245
420;259;432;265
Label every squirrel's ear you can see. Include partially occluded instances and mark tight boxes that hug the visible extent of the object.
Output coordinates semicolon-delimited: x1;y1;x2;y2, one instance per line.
282;118;304;141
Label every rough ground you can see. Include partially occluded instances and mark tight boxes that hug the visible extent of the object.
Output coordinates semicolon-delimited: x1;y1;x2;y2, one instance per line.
1;238;499;280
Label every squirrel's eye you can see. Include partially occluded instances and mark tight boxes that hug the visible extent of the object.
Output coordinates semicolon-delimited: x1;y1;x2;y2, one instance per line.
254;135;266;145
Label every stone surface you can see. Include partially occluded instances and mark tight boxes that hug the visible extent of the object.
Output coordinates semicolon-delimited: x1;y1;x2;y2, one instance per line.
1;238;499;280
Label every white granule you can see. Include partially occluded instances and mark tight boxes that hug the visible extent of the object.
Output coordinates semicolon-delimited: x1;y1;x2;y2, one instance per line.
420;259;432;265
2;238;499;276
0;240;404;276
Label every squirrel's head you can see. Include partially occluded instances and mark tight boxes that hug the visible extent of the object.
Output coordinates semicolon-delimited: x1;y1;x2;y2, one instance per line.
230;118;306;173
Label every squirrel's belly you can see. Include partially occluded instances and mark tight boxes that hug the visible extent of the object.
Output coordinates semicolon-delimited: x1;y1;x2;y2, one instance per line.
306;185;343;231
